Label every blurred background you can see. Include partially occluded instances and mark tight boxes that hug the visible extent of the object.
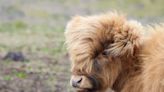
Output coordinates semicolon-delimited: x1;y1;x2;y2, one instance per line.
0;0;163;92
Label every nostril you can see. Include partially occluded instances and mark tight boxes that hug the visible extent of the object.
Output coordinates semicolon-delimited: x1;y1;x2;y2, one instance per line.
77;77;82;83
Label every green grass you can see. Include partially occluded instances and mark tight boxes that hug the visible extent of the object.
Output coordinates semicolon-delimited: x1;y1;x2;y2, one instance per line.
91;0;164;18
15;72;27;79
4;75;12;81
0;19;65;56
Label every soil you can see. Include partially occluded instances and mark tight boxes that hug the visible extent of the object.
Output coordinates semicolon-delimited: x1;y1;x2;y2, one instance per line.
0;53;74;92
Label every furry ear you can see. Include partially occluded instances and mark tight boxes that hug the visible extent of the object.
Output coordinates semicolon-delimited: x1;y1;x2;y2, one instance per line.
104;20;143;57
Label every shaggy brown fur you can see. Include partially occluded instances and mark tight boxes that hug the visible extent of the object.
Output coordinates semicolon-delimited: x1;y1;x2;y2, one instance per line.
65;12;164;92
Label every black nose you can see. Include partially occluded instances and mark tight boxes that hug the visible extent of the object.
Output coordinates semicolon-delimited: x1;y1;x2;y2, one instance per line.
72;77;82;88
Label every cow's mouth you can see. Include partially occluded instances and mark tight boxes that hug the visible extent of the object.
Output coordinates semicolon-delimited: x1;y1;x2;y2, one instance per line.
76;88;97;92
71;75;101;92
75;76;100;92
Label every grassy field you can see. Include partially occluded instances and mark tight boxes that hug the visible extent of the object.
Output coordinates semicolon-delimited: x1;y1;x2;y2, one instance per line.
0;21;72;92
0;0;164;92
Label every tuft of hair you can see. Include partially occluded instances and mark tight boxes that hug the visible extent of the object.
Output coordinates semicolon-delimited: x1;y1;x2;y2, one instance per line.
65;12;144;63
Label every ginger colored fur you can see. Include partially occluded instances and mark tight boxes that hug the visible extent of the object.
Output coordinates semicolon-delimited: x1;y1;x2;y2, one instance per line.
65;12;164;92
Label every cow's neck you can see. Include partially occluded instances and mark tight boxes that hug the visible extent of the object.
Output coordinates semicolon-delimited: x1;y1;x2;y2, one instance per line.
112;56;143;92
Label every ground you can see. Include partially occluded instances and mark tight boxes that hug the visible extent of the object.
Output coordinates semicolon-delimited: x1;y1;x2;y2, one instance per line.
0;0;164;92
0;30;74;92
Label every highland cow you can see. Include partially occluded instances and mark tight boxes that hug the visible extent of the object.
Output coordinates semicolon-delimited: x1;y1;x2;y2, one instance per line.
65;12;164;92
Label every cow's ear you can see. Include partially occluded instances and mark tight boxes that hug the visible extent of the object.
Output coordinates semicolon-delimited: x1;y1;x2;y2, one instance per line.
104;20;143;57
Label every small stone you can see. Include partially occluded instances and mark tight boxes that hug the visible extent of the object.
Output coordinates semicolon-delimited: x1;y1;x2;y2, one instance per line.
3;51;27;62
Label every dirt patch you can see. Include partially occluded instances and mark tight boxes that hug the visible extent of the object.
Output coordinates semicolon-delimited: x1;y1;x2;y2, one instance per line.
0;53;74;92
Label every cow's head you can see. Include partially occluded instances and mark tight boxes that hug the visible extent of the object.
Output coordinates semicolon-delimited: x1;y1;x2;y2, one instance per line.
65;12;142;92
